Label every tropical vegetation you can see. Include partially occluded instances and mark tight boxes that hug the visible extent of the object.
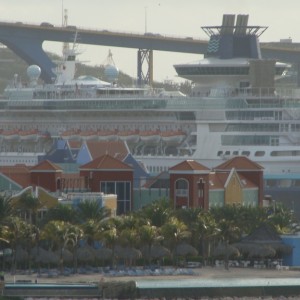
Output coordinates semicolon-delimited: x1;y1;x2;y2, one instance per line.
0;194;298;273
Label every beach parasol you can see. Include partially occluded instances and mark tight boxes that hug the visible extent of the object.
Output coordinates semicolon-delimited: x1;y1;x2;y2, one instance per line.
34;248;60;264
173;242;198;257
15;246;29;263
140;245;171;259
247;244;276;258
213;243;240;259
55;248;73;263
233;224;292;258
94;247;112;260
76;245;95;262
115;245;142;260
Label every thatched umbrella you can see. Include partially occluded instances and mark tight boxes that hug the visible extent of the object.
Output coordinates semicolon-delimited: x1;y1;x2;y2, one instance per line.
94;247;112;260
141;245;171;259
77;245;95;262
115;246;142;260
173;242;198;257
248;244;276;259
234;224;292;258
213;243;240;259
55;248;73;263
34;248;60;265
15;246;29;263
232;242;254;255
266;242;293;255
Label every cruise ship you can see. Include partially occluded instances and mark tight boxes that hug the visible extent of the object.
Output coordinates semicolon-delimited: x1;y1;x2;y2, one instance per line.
0;14;299;192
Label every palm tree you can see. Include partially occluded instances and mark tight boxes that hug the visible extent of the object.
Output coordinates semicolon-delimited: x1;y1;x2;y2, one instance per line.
191;210;220;262
161;217;191;266
139;198;171;227
81;219;100;246
16;193;42;225
4;216;29;273
138;223;163;266
76;199;111;222
42;203;76;224
0;196;14;223
40;220;75;271
98;217;122;268
0;196;15;269
64;223;83;273
268;203;298;234
118;227;140;267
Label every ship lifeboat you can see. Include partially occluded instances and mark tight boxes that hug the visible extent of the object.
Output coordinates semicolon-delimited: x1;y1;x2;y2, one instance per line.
161;130;186;146
2;129;19;140
19;129;39;141
140;130;161;145
79;130;98;141
118;130;140;143
39;131;51;139
60;130;80;140
97;130;118;141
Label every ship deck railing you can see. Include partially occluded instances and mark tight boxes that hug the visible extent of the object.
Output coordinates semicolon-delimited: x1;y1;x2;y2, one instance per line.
2;87;300;111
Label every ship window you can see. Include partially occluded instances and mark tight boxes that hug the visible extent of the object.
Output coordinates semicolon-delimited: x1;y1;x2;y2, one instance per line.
271;151;293;157
241;151;250;156
225;151;230;155
255;151;265;157
233;151;239;155
217;151;223;156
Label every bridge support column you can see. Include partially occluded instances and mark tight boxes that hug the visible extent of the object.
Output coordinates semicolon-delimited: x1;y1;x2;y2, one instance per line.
137;49;153;86
1;37;56;83
297;62;300;88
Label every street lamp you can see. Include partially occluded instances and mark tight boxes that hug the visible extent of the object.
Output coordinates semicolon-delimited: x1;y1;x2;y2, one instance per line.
145;6;148;33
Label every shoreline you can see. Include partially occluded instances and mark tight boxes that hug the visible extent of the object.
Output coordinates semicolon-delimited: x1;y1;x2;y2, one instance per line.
4;266;300;284
3;267;300;299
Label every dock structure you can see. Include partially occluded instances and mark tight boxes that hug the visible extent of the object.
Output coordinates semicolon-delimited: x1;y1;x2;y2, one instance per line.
4;278;300;299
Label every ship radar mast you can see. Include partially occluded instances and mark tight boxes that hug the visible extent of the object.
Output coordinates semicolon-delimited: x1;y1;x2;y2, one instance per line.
55;8;80;84
62;8;69;60
103;49;119;83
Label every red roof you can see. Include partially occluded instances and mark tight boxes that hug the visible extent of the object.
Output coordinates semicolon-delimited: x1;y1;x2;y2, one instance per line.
30;160;62;172
169;160;210;172
214;156;263;171
80;154;132;171
85;140;129;161
209;170;257;190
0;165;30;188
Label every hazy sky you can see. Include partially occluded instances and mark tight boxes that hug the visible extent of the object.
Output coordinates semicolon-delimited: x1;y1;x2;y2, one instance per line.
2;0;300;82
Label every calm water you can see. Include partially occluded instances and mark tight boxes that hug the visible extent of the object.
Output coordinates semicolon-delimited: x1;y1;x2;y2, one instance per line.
20;277;300;299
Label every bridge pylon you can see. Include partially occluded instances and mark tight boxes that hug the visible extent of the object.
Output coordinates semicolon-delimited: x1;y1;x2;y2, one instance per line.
137;49;153;86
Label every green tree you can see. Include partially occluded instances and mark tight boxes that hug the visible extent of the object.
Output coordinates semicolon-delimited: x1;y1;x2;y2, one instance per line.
138;223;163;266
268;203;298;234
98;217;123;268
139;198;171;227
42;203;76;224
4;217;29;273
191;210;220;261
76;199;111;222
0;196;14;223
161;217;191;266
16;193;42;225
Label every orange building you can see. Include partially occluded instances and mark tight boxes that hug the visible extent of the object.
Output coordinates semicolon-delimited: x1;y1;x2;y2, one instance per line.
169;156;264;209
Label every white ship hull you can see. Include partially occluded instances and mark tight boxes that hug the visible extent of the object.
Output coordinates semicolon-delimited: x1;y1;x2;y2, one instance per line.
1;14;300;181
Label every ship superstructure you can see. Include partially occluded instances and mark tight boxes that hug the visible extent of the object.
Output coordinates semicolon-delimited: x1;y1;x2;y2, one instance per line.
0;14;299;186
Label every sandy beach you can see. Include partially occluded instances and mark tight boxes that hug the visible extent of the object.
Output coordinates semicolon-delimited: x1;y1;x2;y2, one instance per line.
4;266;300;284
